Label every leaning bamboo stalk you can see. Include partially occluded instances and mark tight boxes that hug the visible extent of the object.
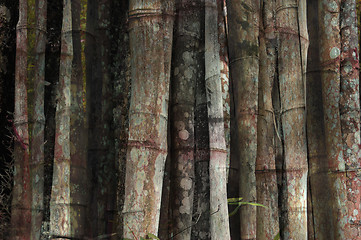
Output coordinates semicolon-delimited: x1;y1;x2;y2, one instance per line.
226;0;259;238
122;0;175;238
204;0;230;239
340;1;361;237
317;0;349;238
217;0;231;180
168;0;202;238
11;0;31;238
50;0;88;238
256;0;279;239
30;0;47;239
275;0;309;238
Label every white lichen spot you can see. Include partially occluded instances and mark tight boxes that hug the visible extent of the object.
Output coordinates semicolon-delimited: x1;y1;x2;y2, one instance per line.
331;17;338;27
330;47;340;59
179;129;189;140
180;178;192;190
184;68;192;79
354;209;359;216
184;112;189;118
329;1;338;12
182;51;192;62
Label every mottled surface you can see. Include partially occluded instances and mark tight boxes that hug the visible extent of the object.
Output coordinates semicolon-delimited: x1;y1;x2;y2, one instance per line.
256;0;280;239
30;0;47;238
276;0;309;239
122;0;175;238
10;0;32;238
168;0;201;238
227;0;259;238
50;0;87;238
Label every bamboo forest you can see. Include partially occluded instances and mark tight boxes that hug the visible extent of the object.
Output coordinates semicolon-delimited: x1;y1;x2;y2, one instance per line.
1;0;361;239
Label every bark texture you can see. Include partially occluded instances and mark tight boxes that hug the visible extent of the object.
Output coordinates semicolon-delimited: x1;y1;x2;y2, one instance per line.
340;1;361;237
49;0;87;238
226;0;259;238
10;0;31;238
318;0;349;238
191;6;210;238
111;0;131;238
307;1;338;239
276;0;309;238
256;0;279;239
205;0;230;239
122;0;175;238
86;0;116;237
168;0;201;238
30;0;47;238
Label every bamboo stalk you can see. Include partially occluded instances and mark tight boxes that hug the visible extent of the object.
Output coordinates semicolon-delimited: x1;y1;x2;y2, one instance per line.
11;0;31;238
256;1;279;239
30;0;47;238
168;0;203;238
317;0;349;238
204;0;231;239
275;0;309;238
226;0;259;238
50;0;87;238
122;0;175;237
340;1;361;237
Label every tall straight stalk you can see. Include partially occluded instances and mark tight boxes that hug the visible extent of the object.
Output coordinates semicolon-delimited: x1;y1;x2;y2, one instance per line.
86;0;115;237
317;0;349;238
340;1;361;237
306;1;338;239
110;0;131;237
217;0;231;180
192;15;210;238
169;0;202;238
205;0;230;238
11;0;31;238
226;0;259;238
50;0;87;238
256;1;279;239
122;0;175;238
275;0;308;238
30;0;47;239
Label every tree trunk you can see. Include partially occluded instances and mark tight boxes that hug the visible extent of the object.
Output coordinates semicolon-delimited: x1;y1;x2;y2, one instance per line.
49;0;87;238
317;0;349;238
30;0;47;238
256;1;279;239
168;0;201;238
306;1;337;239
10;0;31;238
226;0;259;238
205;0;230;238
217;0;231;181
275;0;309;238
43;0;62;234
191;8;210;238
110;0;131;238
86;0;116;237
340;1;361;237
122;0;175;238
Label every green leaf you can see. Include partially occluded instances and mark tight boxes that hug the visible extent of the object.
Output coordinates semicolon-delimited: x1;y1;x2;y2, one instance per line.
147;233;160;239
273;232;280;240
229;205;241;217
227;197;243;203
